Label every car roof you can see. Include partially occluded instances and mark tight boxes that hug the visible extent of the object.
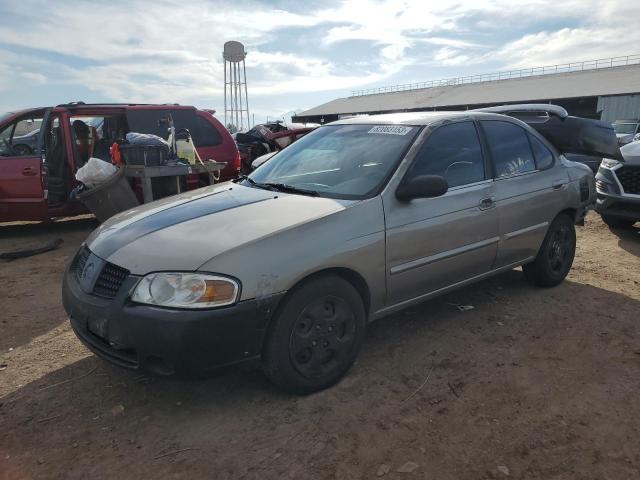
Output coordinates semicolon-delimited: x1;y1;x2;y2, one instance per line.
5;104;198;117
329;110;516;126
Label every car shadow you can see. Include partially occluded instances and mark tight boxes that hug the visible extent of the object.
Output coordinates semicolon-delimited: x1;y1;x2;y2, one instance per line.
607;223;640;257
2;270;640;478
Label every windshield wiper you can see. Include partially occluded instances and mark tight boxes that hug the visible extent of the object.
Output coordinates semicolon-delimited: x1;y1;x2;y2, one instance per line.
238;175;319;196
261;183;319;196
237;175;272;191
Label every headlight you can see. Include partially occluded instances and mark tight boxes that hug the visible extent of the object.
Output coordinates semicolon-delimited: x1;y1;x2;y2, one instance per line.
601;158;621;169
131;273;239;308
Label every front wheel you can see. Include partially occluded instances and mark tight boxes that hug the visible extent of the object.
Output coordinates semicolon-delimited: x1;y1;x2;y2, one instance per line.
262;275;366;394
523;214;576;287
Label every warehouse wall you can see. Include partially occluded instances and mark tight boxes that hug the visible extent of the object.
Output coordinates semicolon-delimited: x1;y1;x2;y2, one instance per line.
597;94;640;123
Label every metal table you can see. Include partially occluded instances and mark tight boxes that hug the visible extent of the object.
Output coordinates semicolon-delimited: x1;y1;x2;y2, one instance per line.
124;162;226;203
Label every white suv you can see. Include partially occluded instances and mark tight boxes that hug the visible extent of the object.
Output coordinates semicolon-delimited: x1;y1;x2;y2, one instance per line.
595;141;640;228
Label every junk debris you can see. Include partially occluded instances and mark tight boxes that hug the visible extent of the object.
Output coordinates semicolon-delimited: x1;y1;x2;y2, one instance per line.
0;238;63;260
235;121;318;173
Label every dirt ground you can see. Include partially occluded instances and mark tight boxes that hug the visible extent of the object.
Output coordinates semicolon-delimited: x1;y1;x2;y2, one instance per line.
0;212;639;480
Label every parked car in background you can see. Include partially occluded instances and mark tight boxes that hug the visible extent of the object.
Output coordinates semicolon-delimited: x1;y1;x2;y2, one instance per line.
613;119;640;146
0;103;239;223
63;105;617;394
235;121;318;173
595;140;640;228
10;128;40;155
250;151;277;170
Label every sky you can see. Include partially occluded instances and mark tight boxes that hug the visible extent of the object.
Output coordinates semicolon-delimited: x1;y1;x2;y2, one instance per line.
0;0;639;126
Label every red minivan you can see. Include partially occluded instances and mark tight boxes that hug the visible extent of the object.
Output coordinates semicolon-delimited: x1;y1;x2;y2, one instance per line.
0;103;240;223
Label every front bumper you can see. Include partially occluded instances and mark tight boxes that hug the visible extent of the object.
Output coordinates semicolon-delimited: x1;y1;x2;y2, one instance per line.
62;259;284;376
595;193;640;221
595;167;640;221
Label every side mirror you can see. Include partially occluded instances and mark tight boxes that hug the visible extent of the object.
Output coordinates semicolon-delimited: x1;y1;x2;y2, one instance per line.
396;175;448;201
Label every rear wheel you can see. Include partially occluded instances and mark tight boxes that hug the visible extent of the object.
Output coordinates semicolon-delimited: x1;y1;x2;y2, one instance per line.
601;215;636;229
523;214;576;287
262;275;366;394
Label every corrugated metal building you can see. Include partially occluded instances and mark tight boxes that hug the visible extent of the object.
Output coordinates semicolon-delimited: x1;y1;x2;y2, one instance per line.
293;61;640;124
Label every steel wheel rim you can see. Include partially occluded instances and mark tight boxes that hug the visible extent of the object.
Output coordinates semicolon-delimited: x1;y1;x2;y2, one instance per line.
289;295;357;379
548;225;572;273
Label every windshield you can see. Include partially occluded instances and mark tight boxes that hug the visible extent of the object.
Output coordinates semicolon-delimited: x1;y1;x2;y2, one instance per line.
614;123;638;135
248;124;419;199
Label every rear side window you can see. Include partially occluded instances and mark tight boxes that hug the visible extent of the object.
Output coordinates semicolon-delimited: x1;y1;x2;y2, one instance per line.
482;121;535;177
528;134;554;170
126;109;222;147
408;121;485;188
191;115;222;147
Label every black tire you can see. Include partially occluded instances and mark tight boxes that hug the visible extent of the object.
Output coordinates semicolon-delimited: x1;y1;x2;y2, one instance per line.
262;275;366;394
601;215;636;229
523;214;576;287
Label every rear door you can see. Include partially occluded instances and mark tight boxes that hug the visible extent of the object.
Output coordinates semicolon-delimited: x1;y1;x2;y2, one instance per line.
0;109;50;222
479;120;570;268
384;121;499;306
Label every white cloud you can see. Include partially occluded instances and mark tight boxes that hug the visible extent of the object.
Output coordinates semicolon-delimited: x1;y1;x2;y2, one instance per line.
0;0;639;119
0;48;53;97
482;1;640;68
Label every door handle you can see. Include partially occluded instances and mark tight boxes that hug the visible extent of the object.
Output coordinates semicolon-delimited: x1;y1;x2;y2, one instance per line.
22;167;37;176
479;197;496;210
552;181;567;190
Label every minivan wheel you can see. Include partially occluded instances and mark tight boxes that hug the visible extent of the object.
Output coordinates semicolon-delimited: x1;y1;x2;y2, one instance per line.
601;215;636;229
262;275;366;394
523;214;576;287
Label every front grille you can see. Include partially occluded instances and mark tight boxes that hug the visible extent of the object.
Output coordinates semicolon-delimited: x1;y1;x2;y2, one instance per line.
93;262;130;298
616;166;640;195
72;246;129;299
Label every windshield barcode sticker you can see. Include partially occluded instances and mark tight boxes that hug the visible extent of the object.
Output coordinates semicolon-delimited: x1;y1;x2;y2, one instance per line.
368;125;412;135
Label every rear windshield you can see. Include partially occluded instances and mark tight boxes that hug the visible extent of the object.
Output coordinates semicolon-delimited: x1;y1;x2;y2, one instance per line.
248;124;419;199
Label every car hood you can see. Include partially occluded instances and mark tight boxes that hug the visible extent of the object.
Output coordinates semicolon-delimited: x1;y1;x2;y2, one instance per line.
86;182;352;274
620;141;640;166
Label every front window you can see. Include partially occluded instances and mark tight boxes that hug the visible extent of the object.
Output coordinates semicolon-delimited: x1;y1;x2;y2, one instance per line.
406;121;485;188
0;115;44;157
248;124;419;199
613;123;639;135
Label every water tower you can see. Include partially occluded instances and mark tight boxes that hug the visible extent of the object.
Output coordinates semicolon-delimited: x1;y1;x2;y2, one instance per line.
223;41;250;132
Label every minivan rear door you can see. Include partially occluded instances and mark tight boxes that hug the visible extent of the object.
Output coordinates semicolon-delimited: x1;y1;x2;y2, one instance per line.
475;105;623;160
0;108;50;222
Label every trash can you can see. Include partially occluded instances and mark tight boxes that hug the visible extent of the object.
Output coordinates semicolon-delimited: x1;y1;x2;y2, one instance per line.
77;167;140;222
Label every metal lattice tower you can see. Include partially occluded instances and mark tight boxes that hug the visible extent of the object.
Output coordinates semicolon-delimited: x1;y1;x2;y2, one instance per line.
223;41;250;132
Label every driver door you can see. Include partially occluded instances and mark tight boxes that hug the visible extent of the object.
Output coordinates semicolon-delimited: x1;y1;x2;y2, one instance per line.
384;121;499;306
0;109;50;222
